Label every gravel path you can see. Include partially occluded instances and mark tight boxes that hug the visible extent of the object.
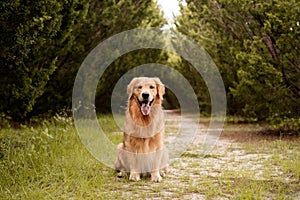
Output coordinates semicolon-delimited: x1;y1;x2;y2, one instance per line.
141;110;300;199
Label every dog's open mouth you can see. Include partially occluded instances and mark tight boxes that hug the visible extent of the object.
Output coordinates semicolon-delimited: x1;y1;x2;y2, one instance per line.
138;99;154;116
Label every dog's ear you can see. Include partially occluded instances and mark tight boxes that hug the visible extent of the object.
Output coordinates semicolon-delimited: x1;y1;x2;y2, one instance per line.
153;77;165;100
127;78;138;99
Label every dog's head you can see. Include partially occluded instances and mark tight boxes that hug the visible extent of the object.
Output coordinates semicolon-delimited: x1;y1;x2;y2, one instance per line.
127;77;165;115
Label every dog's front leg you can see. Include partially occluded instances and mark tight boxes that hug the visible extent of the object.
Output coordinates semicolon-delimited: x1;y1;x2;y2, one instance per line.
129;171;141;181
129;152;141;181
150;150;162;182
151;170;162;182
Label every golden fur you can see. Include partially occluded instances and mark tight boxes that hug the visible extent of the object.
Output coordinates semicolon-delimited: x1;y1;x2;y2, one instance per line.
115;77;168;182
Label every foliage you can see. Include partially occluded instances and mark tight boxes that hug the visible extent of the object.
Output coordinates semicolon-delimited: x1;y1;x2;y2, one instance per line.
1;0;299;131
0;0;88;121
267;117;300;135
176;0;300;123
165;51;211;114
40;0;166;116
0;0;165;121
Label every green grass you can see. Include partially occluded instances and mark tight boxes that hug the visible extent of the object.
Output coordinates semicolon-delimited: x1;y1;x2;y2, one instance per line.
0;115;121;199
0;114;299;199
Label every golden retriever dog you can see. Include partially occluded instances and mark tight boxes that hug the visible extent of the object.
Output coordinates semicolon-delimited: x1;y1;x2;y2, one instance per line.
115;77;168;182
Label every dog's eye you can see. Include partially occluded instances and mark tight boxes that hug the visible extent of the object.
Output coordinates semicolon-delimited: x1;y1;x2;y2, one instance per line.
138;85;142;89
150;85;155;89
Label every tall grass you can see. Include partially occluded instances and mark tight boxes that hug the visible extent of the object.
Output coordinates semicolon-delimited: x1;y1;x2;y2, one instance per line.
0;114;122;199
1;114;299;199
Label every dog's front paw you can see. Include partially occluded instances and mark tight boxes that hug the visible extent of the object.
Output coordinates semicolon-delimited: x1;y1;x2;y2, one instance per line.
129;172;141;181
151;173;162;182
160;166;168;177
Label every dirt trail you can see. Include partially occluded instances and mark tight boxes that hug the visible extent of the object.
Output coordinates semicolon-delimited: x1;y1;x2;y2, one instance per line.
119;110;299;199
153;110;300;199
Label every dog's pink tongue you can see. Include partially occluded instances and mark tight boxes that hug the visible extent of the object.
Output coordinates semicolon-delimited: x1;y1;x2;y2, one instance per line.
141;103;151;115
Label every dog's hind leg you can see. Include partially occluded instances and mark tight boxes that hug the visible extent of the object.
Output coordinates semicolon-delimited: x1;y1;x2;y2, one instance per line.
115;143;127;177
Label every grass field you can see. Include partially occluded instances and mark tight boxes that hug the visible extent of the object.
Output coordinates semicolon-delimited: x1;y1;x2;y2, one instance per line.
0;113;299;199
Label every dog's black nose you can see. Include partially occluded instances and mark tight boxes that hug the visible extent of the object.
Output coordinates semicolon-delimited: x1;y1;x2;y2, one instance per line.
142;93;149;99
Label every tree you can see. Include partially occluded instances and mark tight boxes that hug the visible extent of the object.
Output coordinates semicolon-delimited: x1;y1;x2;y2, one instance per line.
176;0;300;123
0;0;165;121
0;0;90;121
34;0;166;117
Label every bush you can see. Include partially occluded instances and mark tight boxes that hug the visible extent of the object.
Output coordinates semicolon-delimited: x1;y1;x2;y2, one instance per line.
0;0;165;121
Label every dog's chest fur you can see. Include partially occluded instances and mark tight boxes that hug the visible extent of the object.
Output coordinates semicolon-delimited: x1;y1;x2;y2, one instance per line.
124;132;163;153
123;100;164;153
